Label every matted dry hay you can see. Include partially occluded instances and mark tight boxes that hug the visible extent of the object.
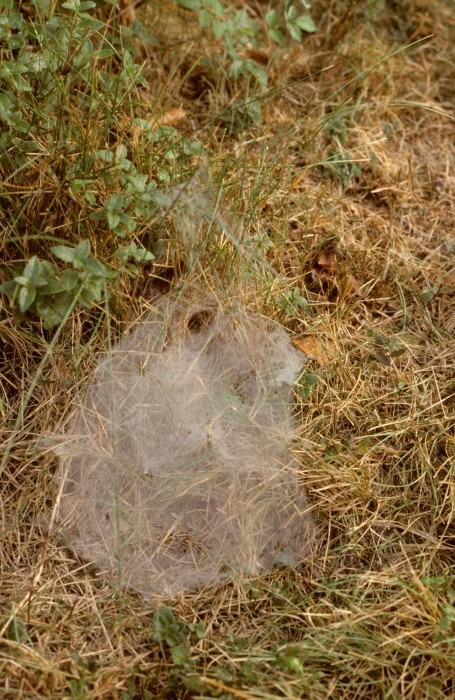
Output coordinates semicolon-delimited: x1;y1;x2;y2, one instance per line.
51;292;314;598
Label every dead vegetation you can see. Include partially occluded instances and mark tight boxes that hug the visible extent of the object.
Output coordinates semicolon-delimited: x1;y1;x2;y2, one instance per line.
0;0;454;698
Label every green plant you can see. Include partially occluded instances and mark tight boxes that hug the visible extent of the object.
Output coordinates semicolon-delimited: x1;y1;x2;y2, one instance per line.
0;239;154;328
153;607;204;648
266;0;315;45
152;607;205;691
367;330;406;366
176;0;316;87
177;0;267;85
295;369;320;400
67;652;97;699
277;286;310;316
423;576;455;645
0;0;199;327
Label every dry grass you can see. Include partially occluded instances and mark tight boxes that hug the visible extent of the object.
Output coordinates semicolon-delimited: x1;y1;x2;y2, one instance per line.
1;0;454;698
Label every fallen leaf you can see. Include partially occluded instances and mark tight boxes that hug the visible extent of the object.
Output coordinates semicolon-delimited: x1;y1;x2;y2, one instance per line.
157;107;187;128
370;350;391;366
291;171;306;190
292;336;334;367
245;47;271;66
317;251;338;270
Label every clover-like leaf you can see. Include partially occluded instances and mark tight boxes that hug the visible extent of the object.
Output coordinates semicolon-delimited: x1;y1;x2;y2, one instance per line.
18;284;36;312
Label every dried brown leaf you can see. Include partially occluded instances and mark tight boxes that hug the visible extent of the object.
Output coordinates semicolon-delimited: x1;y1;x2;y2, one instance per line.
317;251;338;270
157;107;187;128
292;336;334;367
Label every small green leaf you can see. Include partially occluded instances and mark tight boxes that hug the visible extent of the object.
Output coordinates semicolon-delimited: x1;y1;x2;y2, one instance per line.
107;193;123;212
114;243;154;264
210;0;224;19
0;280;17;297
97;149;114;163
75;239;91;258
176;0;200;9
294;14;316;32
51;245;76;263
126;173;147;192
61;269;79;291
198;8;211;28
152;607;187;648
13;275;31;287
96;47;115;59
171;643;191;667
21;256;40;282
39;278;64;295
123;262;139;276
265;9;280;28
305;372;320;387
286;5;298;21
89;211;104;222
85;191;96;205
358;437;373;453
107;211;121;230
80;279;103;307
35;293;73;328
18;284;36;312
296;370;320;400
188;621;205;640
83;257;109;277
286;21;301;42
269;27;285;44
120;213;136;232
212;19;224;39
